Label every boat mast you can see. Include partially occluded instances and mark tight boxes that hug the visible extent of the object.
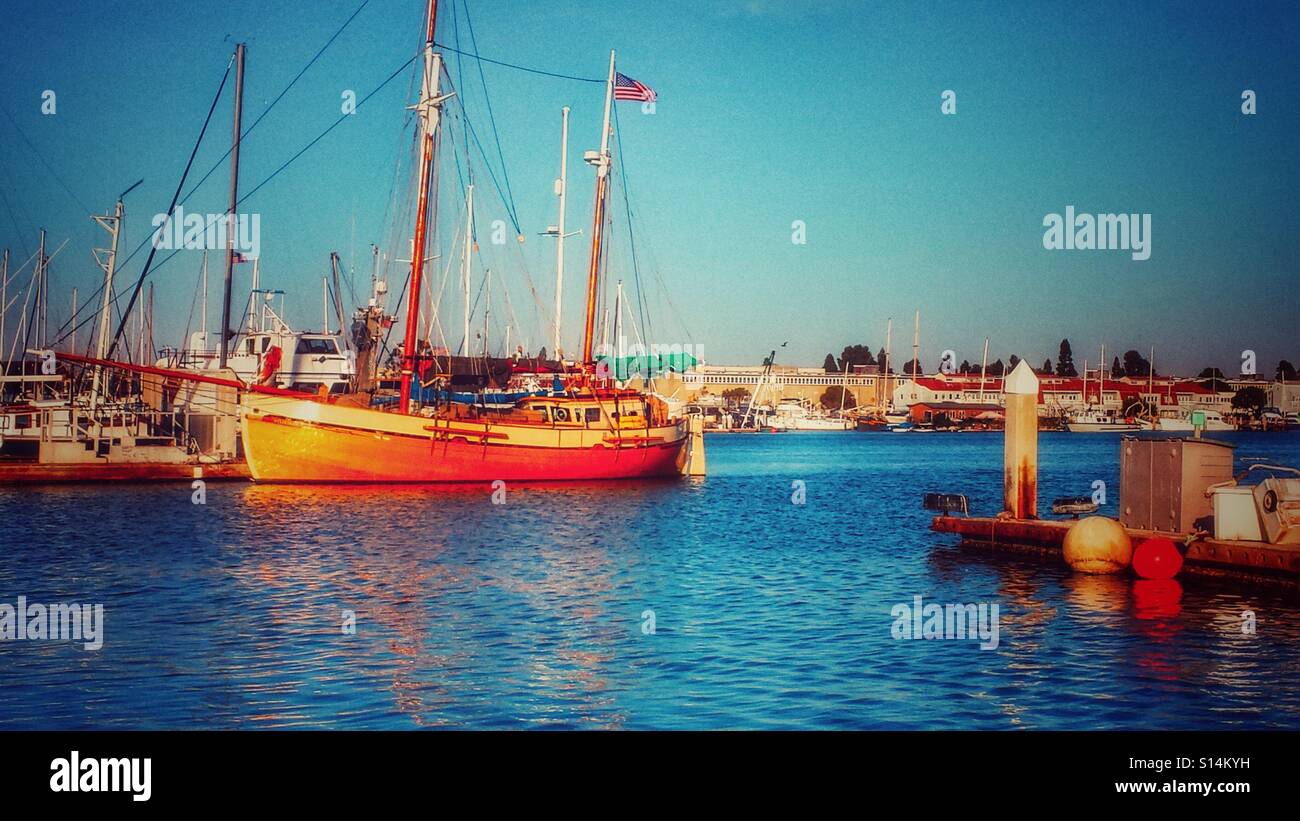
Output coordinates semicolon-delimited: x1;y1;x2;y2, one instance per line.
0;249;7;379
909;309;919;402
980;337;989;400
460;184;473;357
1099;343;1105;410
36;229;47;350
552;106;570;359
882;317;892;412
398;0;444;411
218;42;246;370
200;250;208;347
580;50;617;365
90;196;126;409
69;287;77;356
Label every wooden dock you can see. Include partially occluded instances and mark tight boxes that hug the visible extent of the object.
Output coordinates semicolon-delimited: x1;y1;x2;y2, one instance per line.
931;515;1300;587
0;460;251;484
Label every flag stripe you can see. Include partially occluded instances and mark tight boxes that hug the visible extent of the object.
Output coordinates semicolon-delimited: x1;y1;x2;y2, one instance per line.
614;71;656;103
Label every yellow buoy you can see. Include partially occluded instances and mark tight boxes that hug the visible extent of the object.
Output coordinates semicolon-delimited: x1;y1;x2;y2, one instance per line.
1063;516;1132;574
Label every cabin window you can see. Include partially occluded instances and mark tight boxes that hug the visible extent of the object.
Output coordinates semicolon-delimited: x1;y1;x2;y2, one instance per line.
585;408;602;424
553;407;571;423
245;339;255;355
262;336;271;353
295;338;339;355
14;414;31;429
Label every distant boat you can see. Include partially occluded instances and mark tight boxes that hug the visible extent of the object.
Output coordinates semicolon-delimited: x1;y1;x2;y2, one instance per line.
1141;407;1234;432
767;399;853;431
1066;409;1142;432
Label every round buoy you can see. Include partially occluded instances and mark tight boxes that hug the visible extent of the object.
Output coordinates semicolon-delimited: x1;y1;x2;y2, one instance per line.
1132;538;1183;580
1062;516;1133;574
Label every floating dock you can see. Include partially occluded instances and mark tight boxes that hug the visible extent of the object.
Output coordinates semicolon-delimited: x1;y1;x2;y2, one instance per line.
0;461;250;484
931;515;1300;587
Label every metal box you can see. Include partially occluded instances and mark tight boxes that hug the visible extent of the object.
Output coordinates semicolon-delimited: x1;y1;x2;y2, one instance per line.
1253;477;1300;545
1120;437;1234;534
1212;486;1263;541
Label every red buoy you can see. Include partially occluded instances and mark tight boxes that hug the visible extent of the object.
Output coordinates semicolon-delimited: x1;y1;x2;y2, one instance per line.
1132;538;1183;580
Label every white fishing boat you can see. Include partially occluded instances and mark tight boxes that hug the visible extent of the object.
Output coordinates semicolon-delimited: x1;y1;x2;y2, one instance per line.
767;399;853;431
158;261;353;395
1142;406;1234;432
1066;409;1142;432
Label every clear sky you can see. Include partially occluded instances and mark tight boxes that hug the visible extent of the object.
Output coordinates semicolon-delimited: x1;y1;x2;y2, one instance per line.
1;0;1296;376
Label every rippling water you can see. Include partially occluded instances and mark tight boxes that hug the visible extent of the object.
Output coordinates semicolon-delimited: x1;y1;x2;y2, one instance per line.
3;431;1299;729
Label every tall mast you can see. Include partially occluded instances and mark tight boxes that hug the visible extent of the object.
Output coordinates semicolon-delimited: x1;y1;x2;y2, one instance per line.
91;197;125;409
909;309;919;401
70;287;77;354
0;249;7;379
882;317;892;411
219;42;246;370
552;106;570;359
398;0;443;410
200;250;208;344
1099;343;1105;408
460;184;473;357
580;50;617;365
980;337;989;400
36;229;47;350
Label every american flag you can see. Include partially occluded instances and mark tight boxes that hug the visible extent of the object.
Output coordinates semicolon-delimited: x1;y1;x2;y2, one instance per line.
613;72;656;103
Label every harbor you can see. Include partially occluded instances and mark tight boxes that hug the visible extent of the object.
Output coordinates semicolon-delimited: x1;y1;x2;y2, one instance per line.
1;0;1299;765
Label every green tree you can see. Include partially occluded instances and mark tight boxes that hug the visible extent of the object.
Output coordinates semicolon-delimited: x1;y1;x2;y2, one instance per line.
721;387;751;405
819;385;855;410
899;358;922;377
986;359;1006;377
1199;367;1225;379
1056;339;1078;377
1041;359;1053;374
1277;360;1297;381
1122;349;1151;378
1111;356;1124;378
538;346;548;361
1009;354;1022;371
1232;386;1268;418
837;344;875;371
959;359;972;374
822;353;838;373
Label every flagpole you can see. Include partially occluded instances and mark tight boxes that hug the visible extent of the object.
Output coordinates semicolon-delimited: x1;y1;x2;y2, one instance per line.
580;50;616;366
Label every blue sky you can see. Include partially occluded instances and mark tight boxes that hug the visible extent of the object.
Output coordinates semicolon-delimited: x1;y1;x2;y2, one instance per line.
0;0;1296;375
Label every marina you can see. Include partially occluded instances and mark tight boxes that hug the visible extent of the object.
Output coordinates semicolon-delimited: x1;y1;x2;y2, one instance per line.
1;0;1298;777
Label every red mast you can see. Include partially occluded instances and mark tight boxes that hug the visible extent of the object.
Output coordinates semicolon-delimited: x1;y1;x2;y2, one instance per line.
399;0;442;411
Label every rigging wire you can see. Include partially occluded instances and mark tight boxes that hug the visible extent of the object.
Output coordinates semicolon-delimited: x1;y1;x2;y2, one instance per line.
50;1;375;344
432;42;604;84
105;55;235;361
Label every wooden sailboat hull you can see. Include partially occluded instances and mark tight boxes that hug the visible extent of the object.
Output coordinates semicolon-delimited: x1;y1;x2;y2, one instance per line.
240;394;688;483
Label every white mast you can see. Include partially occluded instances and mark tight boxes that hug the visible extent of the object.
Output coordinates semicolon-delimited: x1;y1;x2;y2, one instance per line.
70;287;77;355
1100;343;1106;409
461;184;474;357
551;106;572;359
0;249;7;378
200;250;208;345
882;317;892;412
91;198;125;409
36;229;47;350
909;309;919;401
980;337;989;401
322;277;329;333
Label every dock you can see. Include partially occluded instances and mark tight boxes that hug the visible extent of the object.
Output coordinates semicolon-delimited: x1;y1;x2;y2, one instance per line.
0;461;250;484
931;515;1300;587
926;360;1300;589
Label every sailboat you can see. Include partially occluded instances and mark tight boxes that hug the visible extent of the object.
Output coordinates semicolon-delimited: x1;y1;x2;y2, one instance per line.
238;1;697;482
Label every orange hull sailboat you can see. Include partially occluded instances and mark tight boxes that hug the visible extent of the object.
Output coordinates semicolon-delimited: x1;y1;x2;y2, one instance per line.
238;0;699;484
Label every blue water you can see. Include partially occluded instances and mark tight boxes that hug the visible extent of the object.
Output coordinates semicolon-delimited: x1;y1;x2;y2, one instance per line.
2;431;1299;729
